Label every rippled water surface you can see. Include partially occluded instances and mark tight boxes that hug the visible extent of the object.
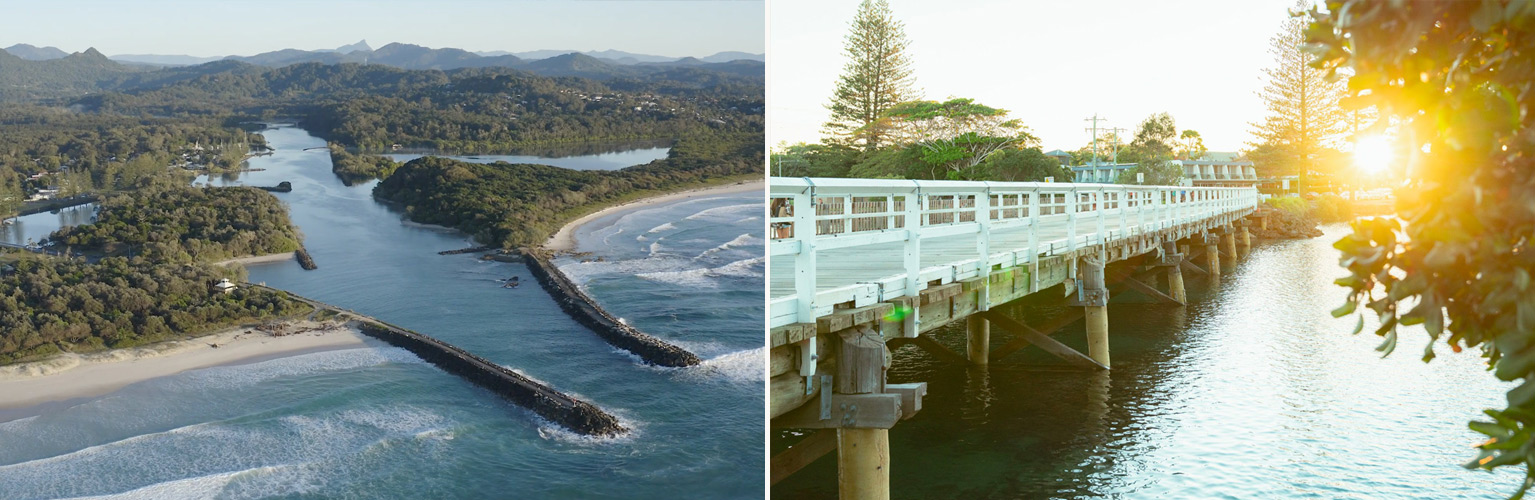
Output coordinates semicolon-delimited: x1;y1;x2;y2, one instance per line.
0;127;762;499
774;223;1518;499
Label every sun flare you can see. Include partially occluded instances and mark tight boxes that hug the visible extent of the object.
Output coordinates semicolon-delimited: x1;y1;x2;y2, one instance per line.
1354;135;1393;174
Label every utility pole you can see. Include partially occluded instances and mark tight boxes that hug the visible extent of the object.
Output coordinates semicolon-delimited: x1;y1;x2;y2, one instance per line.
1084;114;1108;166
1109;127;1127;164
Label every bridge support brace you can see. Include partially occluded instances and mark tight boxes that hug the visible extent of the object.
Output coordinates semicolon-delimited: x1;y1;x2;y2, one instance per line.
1080;257;1110;368
1240;225;1252;257
966;315;989;366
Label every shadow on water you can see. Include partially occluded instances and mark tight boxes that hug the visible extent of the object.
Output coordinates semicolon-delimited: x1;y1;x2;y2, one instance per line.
774;224;1517;500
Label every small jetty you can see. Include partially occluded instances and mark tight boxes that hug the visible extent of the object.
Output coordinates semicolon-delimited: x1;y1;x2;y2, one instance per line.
247;284;627;437
522;248;702;367
257;181;293;193
295;247;317;270
439;245;492;255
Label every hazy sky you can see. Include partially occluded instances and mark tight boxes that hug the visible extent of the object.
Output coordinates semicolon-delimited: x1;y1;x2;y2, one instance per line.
0;0;764;58
769;0;1303;153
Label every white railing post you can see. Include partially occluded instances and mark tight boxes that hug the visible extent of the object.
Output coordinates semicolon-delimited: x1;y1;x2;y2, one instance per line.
1066;188;1078;253
975;187;990;278
1095;189;1107;245
793;191;817;323
1135;189;1146;234
1027;188;1040;262
904;187;923;298
1119;187;1130;238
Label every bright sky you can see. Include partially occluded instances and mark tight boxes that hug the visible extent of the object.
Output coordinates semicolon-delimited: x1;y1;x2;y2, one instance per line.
768;0;1302;153
0;0;764;58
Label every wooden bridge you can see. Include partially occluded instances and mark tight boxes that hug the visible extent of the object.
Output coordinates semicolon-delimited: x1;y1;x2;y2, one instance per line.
767;177;1263;498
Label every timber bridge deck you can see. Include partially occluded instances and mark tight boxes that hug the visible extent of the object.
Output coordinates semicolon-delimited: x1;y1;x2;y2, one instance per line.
767;177;1265;497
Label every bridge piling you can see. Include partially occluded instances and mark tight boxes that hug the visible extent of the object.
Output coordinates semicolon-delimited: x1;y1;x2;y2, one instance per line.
1222;227;1238;265
1160;241;1187;304
1203;234;1222;278
966;315;990;366
1239;221;1253;256
1080;255;1111;367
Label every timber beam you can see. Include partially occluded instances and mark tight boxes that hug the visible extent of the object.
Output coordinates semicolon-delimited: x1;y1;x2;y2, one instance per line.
981;310;1107;370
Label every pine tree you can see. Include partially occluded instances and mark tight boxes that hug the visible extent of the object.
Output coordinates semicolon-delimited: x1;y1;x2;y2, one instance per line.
1249;0;1348;193
824;0;919;151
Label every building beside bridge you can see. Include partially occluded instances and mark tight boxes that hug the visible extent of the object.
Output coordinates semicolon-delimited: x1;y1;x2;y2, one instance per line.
1069;152;1258;187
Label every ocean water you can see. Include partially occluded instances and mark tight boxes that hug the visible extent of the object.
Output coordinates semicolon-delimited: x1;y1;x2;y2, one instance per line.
0;127;764;499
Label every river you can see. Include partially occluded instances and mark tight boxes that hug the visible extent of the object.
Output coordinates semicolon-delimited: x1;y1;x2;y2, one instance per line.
773;223;1519;499
0;126;763;499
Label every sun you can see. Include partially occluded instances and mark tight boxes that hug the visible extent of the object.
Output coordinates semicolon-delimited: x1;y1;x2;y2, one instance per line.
1354;135;1393;174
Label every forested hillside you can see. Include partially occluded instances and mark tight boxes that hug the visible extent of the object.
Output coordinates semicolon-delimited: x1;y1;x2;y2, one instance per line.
374;131;762;247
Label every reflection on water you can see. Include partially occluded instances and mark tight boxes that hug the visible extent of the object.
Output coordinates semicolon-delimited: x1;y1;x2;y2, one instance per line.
0;205;96;246
774;224;1516;499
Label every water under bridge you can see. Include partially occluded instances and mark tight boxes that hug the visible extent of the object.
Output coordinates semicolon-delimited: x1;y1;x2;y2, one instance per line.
767;177;1265;498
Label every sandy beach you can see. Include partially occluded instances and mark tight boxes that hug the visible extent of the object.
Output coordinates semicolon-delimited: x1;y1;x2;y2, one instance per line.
544;179;764;252
214;252;296;266
0;320;369;411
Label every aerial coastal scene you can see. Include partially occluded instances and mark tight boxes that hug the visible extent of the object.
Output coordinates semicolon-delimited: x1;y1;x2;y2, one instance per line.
0;1;763;498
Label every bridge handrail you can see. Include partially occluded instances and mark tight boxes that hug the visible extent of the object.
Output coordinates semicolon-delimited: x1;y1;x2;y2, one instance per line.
769;177;1260;326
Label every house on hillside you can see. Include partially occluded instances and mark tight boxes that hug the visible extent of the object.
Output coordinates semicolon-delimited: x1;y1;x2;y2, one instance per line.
213;278;237;295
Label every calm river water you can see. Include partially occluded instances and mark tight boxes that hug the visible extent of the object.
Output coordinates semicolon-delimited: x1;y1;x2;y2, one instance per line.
774;223;1519;499
0;126;763;499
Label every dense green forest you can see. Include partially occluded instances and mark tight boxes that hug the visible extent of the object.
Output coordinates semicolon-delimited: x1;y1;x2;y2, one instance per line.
375;131;762;247
328;144;398;185
0;254;309;363
49;186;302;263
0;104;264;198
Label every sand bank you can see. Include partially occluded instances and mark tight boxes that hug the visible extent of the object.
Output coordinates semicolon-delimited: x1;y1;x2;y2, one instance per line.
213;252;295;266
0;320;368;411
544;180;763;252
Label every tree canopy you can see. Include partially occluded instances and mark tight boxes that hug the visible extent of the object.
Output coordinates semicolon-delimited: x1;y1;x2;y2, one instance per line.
824;0;919;151
1251;0;1351;190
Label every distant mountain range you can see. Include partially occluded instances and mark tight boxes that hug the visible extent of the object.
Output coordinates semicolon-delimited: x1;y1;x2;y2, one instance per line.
3;44;69;61
0;41;762;100
12;40;763;68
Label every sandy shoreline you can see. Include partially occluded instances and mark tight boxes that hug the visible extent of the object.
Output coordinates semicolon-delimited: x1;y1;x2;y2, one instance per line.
543;179;764;252
214;252;295;266
0;320;368;413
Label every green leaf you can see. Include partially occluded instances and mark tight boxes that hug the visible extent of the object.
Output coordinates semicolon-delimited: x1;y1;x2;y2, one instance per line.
1332;301;1357;318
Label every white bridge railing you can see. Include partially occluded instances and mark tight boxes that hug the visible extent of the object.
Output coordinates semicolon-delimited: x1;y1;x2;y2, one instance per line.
769;177;1260;328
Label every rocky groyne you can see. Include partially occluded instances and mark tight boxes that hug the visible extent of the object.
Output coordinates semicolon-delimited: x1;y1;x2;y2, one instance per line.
522;249;702;367
244;283;626;437
354;320;627;437
295;247;317;270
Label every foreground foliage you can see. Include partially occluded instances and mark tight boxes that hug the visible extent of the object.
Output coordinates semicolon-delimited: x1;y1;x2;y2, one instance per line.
1309;1;1535;495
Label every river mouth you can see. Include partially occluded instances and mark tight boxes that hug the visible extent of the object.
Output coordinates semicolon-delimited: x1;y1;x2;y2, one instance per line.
0;126;764;499
773;223;1517;499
